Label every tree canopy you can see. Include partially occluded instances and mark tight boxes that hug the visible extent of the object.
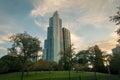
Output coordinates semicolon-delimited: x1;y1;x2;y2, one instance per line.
8;32;41;80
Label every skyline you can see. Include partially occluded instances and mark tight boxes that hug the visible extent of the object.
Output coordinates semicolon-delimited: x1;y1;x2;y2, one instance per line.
0;0;120;57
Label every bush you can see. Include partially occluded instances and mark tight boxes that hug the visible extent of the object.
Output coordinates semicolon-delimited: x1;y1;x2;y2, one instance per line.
0;55;21;73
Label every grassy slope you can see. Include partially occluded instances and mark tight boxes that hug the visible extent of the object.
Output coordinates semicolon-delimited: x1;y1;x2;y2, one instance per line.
0;71;119;80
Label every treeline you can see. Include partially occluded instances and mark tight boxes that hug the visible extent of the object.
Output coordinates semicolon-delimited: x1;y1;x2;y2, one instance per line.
0;45;120;75
0;55;58;74
59;45;119;74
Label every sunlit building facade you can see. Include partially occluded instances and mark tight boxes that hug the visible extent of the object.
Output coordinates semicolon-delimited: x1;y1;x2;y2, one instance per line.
43;11;71;62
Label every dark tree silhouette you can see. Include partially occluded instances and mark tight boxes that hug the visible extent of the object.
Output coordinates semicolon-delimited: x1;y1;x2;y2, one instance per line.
110;7;120;25
110;6;120;76
110;7;120;43
59;44;75;80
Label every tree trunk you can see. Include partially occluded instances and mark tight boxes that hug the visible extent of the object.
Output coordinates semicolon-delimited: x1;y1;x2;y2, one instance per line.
20;58;25;80
69;69;71;80
21;67;24;80
79;73;82;80
68;59;71;80
94;68;97;80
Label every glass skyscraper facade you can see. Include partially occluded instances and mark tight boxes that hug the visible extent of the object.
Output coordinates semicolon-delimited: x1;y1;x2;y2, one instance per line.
43;11;71;62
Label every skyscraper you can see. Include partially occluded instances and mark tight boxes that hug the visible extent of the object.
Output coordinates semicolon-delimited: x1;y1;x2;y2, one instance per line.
43;11;71;63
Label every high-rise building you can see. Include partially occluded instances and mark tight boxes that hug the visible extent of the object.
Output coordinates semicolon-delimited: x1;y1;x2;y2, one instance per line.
44;11;63;62
43;11;71;63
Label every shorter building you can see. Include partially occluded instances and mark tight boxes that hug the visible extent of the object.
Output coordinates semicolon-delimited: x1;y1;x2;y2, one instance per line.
112;44;120;54
62;28;71;52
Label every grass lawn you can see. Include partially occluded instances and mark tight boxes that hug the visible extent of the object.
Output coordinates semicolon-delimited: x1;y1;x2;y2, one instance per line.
0;71;119;80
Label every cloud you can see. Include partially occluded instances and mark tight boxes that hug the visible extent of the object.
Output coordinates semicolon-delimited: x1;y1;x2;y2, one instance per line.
30;0;119;52
92;39;116;51
34;19;48;31
0;25;13;44
30;0;117;17
30;0;116;30
110;31;118;39
71;33;84;49
0;35;9;44
30;0;76;17
77;13;108;28
0;25;11;30
0;25;12;34
0;46;7;57
0;46;6;51
91;39;116;54
78;38;116;52
38;36;46;47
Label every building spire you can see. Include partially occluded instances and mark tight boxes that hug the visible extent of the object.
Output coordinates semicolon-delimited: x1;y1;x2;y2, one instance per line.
53;10;59;16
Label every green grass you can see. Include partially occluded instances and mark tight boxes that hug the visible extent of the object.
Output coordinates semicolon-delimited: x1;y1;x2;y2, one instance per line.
0;71;119;80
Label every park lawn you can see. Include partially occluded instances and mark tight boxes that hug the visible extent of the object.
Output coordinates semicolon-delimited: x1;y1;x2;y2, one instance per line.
0;71;119;80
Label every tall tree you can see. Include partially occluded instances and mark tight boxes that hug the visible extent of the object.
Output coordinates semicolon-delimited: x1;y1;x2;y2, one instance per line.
88;45;105;80
90;45;105;72
110;7;120;43
76;45;105;72
110;7;120;25
110;53;120;74
8;32;41;80
59;44;75;80
110;6;120;75
76;50;89;66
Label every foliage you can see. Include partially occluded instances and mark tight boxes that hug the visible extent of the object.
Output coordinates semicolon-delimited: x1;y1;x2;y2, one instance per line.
110;7;120;25
110;53;120;74
73;64;84;71
88;45;106;72
8;32;41;59
76;45;106;73
0;55;21;73
75;50;89;69
110;7;120;43
110;6;120;75
8;32;41;80
59;45;75;70
33;59;53;71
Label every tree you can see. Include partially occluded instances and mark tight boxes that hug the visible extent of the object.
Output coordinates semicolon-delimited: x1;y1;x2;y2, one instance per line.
0;55;21;73
110;7;120;25
75;50;89;70
91;45;106;72
110;7;120;43
88;45;106;80
59;45;75;70
110;6;120;75
110;53;120;74
8;32;41;80
76;45;106;72
59;44;75;80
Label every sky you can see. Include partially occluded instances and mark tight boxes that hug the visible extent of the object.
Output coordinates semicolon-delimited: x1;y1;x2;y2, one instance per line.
0;0;120;57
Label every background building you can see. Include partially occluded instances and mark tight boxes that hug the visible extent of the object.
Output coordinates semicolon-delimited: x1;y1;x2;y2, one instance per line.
112;44;120;54
62;28;71;52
